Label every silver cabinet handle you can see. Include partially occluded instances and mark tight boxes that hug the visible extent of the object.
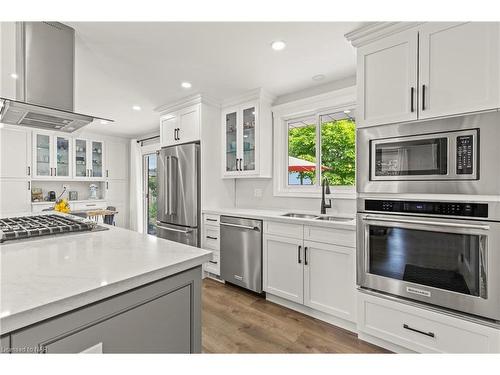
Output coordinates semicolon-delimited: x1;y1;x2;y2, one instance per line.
304;246;308;265
220;222;260;231
206;218;218;222
298;245;302;264
156;221;192;234
27;166;30;176
206;235;218;240
362;215;489;231
403;324;435;338
422;84;426;111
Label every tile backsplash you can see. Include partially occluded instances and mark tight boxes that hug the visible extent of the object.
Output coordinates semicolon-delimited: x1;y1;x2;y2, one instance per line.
31;181;106;202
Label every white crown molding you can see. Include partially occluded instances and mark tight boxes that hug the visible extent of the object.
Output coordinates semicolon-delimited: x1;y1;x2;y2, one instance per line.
221;88;277;108
154;93;220;114
345;22;425;47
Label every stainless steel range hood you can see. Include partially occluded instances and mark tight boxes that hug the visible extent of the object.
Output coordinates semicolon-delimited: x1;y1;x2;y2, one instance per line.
0;22;112;132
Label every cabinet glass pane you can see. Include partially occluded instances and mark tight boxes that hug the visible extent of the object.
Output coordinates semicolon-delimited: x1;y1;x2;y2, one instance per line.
75;139;87;177
56;137;70;177
36;134;50;176
242;107;256;171
225;111;238;172
92;141;103;177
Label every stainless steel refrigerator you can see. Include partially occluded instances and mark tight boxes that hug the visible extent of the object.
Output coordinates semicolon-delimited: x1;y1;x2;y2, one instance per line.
157;142;200;246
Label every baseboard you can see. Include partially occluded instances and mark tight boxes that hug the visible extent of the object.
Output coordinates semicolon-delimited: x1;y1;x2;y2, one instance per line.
357;332;415;354
266;293;357;334
203;271;224;283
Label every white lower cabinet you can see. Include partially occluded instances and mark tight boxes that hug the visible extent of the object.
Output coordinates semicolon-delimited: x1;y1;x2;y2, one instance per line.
263;221;356;324
202;214;221;277
264;234;304;304
0;180;30;215
303;241;356;322
358;291;500;353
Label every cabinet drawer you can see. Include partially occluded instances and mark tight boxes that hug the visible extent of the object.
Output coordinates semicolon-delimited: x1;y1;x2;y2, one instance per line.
265;221;303;239
358;292;500;353
203;226;220;250
204;252;220;276
72;201;107;211
304;225;355;247
204;214;220;225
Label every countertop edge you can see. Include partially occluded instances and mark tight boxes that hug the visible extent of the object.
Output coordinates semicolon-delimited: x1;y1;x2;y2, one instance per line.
0;253;211;336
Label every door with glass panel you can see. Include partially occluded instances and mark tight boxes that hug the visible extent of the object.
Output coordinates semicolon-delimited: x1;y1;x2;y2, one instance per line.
91;141;103;177
54;136;71;177
74;138;88;177
143;153;158;235
34;133;52;177
241;105;257;172
224;109;238;173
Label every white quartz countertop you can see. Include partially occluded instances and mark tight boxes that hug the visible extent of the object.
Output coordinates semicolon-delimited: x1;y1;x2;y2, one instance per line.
203;207;356;230
0;223;212;335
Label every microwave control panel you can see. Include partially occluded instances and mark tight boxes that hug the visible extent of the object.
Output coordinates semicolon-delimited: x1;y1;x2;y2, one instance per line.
456;135;474;175
365;200;488;218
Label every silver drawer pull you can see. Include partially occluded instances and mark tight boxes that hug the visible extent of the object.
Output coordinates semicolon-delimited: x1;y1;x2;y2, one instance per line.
209;260;218;264
206;218;218;222
403;324;435;338
206;235;218;240
220;222;260;231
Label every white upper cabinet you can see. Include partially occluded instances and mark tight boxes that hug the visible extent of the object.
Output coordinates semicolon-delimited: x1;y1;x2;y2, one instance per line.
160;104;200;147
33;131;72;179
357;29;418;127
105;141;129;180
221;90;273;178
353;22;500;127
73;138;104;179
418;22;500;119
1;126;30;179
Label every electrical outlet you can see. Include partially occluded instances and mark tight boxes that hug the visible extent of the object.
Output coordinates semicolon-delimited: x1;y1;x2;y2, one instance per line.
62;184;70;191
254;188;263;198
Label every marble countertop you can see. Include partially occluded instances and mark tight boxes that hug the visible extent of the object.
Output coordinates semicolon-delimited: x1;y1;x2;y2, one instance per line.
0;221;212;335
203;207;356;230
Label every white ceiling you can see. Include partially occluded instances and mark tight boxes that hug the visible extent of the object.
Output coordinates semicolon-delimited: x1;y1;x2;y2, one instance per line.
69;22;364;138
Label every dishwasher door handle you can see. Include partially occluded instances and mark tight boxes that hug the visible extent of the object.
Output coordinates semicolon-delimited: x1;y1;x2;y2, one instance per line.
220;222;260;231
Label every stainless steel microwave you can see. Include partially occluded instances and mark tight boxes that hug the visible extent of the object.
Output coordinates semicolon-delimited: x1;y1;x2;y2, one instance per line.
357;111;500;195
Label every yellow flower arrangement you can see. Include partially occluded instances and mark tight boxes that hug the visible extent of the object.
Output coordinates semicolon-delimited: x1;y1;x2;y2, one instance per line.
54;199;71;214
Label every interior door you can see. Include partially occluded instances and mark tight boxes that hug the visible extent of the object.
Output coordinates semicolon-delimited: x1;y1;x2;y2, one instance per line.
419;22;500;119
357;29;418;127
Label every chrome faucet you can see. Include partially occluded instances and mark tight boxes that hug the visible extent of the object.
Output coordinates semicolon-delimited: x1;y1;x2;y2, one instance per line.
320;178;332;214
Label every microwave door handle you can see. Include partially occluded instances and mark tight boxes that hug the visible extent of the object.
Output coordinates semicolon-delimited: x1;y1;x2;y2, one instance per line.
363;215;490;231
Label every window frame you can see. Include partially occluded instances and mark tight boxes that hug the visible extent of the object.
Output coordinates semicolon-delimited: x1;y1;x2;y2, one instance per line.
272;86;356;199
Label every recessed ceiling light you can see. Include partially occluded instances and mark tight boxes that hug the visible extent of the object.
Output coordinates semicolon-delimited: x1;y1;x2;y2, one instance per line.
312;74;325;81
344;110;351;114
100;120;109;125
181;82;192;89
10;73;18;79
132;105;142;111
271;40;286;51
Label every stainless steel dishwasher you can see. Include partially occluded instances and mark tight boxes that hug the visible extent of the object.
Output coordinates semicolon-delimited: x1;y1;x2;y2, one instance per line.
220;216;263;293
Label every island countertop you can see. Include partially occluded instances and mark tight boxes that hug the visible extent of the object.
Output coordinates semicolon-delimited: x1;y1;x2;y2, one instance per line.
0;223;212;335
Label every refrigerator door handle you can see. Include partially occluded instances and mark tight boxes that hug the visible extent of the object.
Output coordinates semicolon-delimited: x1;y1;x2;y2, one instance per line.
165;155;170;216
156;221;192;234
169;155;178;216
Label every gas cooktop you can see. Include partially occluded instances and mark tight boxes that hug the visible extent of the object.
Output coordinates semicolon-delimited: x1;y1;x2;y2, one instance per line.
0;214;96;243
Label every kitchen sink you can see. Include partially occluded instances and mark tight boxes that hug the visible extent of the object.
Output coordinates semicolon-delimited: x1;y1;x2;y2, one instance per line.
315;216;354;222
281;213;319;219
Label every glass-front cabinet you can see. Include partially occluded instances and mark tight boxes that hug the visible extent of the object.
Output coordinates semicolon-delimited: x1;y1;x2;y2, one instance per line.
222;101;259;177
73;138;105;179
33;132;71;178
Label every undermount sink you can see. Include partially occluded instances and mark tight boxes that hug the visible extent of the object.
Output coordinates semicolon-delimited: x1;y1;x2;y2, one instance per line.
281;213;319;219
315;216;354;222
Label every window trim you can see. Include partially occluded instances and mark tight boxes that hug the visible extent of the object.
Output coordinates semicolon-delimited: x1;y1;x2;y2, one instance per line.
272;86;356;199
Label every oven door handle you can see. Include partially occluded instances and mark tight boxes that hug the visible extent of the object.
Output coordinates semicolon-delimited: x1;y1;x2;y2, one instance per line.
362;215;490;231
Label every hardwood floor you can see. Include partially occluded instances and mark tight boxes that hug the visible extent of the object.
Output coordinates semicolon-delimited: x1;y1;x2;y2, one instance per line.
202;278;390;354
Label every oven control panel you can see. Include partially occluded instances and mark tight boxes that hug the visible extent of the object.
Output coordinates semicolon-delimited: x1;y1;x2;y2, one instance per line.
456;135;474;175
365;200;488;218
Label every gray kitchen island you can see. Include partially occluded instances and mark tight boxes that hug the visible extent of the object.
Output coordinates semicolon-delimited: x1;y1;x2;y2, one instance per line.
0;220;211;353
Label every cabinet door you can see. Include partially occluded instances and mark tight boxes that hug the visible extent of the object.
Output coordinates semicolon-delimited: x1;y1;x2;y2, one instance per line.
74;138;88;178
33;133;52;177
0;127;30;178
241;104;257;173
160;115;178;147
54;135;71;178
357;29;418;127
90;140;104;178
223;108;239;174
0;179;30;214
264;234;304;304
419;22;500;119
303;241;356;322
105;180;128;228
177;105;200;144
106;141;128;179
